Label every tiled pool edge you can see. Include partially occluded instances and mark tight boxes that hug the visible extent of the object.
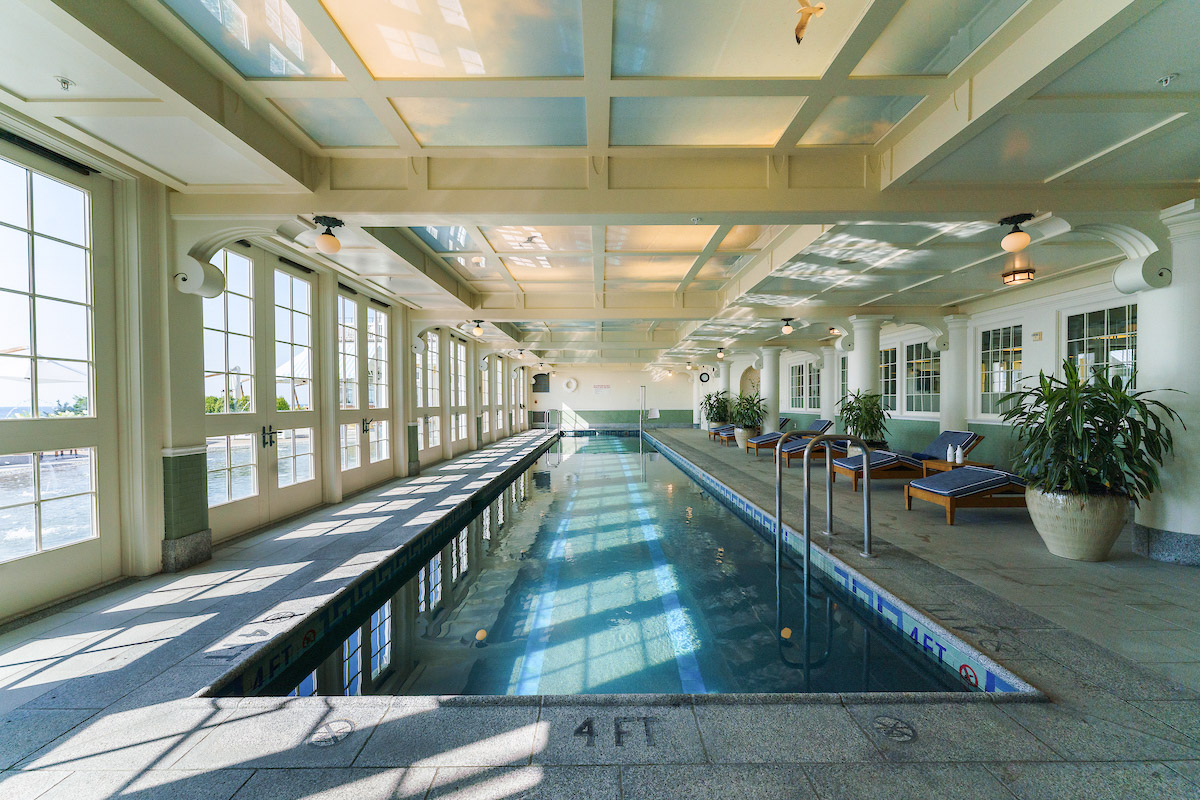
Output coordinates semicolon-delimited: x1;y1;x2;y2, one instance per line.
643;432;1042;699
200;431;561;698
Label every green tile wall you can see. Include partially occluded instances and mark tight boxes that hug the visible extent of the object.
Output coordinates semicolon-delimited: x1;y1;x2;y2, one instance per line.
556;409;693;425
831;416;1020;470
163;453;209;541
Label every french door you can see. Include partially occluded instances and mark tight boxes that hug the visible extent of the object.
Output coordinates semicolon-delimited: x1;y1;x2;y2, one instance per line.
205;246;322;539
336;289;393;495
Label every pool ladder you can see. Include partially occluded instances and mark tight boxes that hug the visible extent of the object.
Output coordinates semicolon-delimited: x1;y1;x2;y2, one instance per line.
773;432;875;673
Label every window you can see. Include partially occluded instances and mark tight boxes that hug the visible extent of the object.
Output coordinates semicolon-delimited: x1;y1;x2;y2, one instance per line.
452;339;467;407
495;409;502;431
452;528;468;581
980;325;1022;414
839;355;848;404
417;418;426;451
369;600;391;679
369;420;389;463
807;363;820;409
481;359;490;405
789;364;803;408
425;331;440;407
453;412;467;442
203;249;253;414
482;412;489;435
414;347;424;409
417;565;428;612
905;343;941;413
337;295;357;409
273;270;311;411
429;551;442;608
1067;304;1136;384
496;497;504;528
0;162;93;419
428;416;441;449
482;506;491;540
276;427;314;487
340;423;360;470
0;449;96;562
287;670;317;697
206;434;257;507
342;628;362;695
879;348;898;411
367;306;388;409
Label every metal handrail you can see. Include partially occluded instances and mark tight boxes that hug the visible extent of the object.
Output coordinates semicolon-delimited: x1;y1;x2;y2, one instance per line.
773;430;876;676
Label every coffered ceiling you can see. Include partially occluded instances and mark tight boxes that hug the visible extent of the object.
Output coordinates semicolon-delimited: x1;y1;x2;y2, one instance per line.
1;0;1195;365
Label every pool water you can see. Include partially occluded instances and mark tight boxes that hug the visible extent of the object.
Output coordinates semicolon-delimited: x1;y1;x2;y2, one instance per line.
297;435;965;696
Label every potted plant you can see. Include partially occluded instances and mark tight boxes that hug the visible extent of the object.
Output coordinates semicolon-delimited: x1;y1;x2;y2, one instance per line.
838;390;890;455
1001;359;1182;562
701;390;730;431
730;391;768;449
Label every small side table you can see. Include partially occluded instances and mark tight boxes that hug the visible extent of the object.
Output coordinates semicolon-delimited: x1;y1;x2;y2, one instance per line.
921;459;995;478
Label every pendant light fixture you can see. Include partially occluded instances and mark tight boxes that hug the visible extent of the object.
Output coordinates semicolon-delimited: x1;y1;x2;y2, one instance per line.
1001;265;1036;286
781;318;795;335
999;213;1035;253
313;215;344;255
717;347;725;360
471;320;484;337
828;326;841;336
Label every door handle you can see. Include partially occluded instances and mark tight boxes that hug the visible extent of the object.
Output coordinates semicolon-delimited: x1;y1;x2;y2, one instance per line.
362;417;371;433
262;424;277;447
261;426;270;447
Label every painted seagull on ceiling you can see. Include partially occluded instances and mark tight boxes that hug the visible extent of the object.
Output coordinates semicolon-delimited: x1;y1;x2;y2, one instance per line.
795;0;827;43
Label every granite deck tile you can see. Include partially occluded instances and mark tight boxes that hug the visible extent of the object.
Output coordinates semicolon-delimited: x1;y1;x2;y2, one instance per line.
986;761;1200;800
804;763;1015;800
354;699;544;768
620;764;817;800
31;767;255;800
231;767;433;800
532;703;706;765
0;708;97;770
425;766;620;800
692;704;881;764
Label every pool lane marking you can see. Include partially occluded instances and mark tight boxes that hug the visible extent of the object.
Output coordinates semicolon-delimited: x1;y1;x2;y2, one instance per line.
620;458;708;694
514;491;576;695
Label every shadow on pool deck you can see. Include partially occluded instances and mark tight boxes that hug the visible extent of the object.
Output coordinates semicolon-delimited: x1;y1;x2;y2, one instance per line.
1;430;1200;798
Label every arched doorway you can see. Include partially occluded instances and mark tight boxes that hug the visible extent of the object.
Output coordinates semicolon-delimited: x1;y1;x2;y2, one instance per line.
739;366;760;395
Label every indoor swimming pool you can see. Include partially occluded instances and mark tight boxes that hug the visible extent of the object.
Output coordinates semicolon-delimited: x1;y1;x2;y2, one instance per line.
272;433;969;697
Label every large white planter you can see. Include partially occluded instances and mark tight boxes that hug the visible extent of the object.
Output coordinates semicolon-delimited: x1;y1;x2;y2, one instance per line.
734;427;754;449
1026;487;1130;562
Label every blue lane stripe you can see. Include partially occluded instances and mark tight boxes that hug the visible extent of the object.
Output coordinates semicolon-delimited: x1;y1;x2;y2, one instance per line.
514;493;575;695
620;459;708;694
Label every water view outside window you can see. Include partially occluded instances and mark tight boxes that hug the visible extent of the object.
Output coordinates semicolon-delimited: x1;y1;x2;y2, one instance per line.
276;427;314;488
273;270;312;411
369;420;390;463
206;434;257;507
338;295;358;409
203;249;254;414
367;306;388;409
0;158;93;419
1067;304;1136;385
340;423;360;471
980;325;1022;414
0;449;96;562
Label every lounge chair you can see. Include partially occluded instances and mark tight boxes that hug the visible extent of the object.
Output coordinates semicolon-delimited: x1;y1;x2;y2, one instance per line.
904;467;1026;525
739;419;825;455
716;427;737;446
831;430;984;491
707;424;734;442
776;433;850;466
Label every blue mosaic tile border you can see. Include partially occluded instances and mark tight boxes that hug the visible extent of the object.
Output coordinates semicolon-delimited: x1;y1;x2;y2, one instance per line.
644;432;1038;696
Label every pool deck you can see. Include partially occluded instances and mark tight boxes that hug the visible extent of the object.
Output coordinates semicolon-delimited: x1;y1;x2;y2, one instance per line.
1;429;1200;798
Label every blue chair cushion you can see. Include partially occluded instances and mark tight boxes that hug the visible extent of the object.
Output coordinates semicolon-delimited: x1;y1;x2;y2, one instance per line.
914;431;980;461
897;453;927;469
712;424;734;433
910;467;1019;498
833;451;900;472
747;432;782;445
779;417;791;431
780;437;813;453
806;419;834;434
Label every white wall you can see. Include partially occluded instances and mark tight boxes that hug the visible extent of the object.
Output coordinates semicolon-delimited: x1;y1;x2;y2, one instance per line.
529;367;694;426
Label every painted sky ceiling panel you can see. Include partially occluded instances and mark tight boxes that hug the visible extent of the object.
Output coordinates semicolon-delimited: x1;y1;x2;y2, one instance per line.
612;0;870;77
610;97;802;147
274;97;394;146
393;97;587;146
322;0;583;78
852;0;1028;76
799;96;923;145
160;0;342;78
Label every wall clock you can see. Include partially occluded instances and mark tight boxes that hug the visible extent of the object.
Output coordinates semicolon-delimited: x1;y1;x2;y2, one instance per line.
699;372;710;383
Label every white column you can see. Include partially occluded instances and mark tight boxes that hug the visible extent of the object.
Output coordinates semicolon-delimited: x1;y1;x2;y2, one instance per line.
466;338;480;451
760;347;782;433
691;372;702;426
501;357;512;438
820;345;838;419
1135;199;1200;562
848;316;886;395
939;315;970;432
719;361;731;398
439;330;453;460
317;269;342;503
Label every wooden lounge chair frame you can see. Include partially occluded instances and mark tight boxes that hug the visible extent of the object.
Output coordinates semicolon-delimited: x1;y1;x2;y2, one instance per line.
776;439;846;467
904;481;1026;525
832;435;985;491
707;425;734;442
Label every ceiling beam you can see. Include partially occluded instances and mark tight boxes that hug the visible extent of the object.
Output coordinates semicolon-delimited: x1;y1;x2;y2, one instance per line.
676;224;734;293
